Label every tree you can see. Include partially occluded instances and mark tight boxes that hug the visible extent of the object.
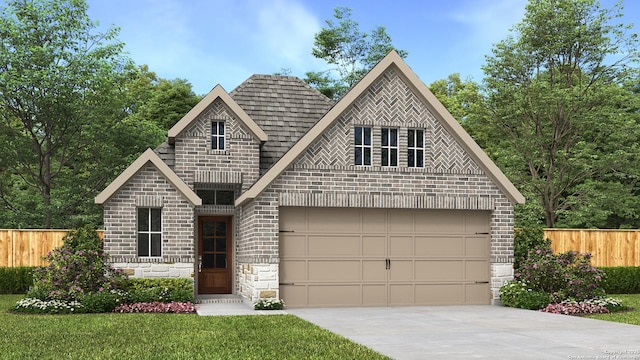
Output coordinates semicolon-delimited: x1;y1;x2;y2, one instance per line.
306;6;408;99
0;0;172;229
482;0;640;227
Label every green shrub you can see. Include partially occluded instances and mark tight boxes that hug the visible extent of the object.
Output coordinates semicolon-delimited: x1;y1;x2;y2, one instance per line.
122;278;194;303
514;227;551;270
599;267;640;294
0;267;35;294
500;280;551;310
80;290;128;313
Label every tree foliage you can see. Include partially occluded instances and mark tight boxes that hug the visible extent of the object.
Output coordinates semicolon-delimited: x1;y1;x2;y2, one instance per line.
0;0;192;229
481;0;640;227
306;6;408;99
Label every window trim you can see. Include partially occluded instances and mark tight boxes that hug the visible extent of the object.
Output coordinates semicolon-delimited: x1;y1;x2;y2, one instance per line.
408;128;425;168
354;126;372;166
211;121;225;150
381;127;398;167
137;207;162;258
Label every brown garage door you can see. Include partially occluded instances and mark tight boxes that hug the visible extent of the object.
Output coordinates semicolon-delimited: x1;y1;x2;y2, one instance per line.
279;207;491;308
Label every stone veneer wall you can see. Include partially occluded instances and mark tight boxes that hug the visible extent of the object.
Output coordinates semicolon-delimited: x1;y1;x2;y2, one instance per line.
102;164;195;276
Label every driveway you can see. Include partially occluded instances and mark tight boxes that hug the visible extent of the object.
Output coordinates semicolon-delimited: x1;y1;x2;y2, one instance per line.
287;305;640;360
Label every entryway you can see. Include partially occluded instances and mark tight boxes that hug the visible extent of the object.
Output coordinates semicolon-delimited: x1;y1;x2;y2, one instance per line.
198;216;232;294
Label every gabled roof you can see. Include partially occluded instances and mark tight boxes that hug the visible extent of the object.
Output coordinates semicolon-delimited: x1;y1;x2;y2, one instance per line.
235;51;525;206
230;75;334;173
95;148;201;206
168;84;268;145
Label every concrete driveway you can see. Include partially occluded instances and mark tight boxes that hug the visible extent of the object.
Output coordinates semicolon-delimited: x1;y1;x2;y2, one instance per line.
287;305;640;360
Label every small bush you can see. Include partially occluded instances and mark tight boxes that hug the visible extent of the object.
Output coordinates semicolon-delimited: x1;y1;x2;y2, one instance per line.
122;278;194;303
13;298;83;314
599;267;640;294
500;280;551;310
0;267;35;294
80;290;128;313
254;298;285;310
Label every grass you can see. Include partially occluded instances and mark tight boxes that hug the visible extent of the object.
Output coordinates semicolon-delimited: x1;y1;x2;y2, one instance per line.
586;294;640;325
0;295;389;360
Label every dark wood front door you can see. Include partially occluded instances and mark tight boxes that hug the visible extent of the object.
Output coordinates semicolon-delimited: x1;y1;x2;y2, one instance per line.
198;216;232;294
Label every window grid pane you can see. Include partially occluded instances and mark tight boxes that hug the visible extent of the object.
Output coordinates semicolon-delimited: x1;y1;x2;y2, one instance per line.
137;207;162;257
408;129;425;168
212;121;225;150
354;126;372;166
381;127;398;167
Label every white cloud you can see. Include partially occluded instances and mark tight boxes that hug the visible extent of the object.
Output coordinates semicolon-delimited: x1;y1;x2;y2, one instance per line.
449;0;527;48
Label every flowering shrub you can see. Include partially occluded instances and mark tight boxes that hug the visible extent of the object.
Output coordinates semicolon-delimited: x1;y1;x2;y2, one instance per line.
540;298;621;316
29;226;127;302
515;247;605;302
14;298;83;314
254;299;285;310
113;301;197;314
500;280;551;310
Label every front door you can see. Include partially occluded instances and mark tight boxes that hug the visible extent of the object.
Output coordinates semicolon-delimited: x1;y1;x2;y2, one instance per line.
198;216;232;294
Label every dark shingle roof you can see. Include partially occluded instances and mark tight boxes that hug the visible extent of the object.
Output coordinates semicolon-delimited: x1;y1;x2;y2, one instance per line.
230;75;334;173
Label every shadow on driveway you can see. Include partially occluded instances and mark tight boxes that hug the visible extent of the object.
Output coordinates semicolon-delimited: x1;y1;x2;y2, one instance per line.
287;305;640;360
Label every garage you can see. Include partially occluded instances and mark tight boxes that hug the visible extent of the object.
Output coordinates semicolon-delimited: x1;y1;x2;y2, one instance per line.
279;207;491;308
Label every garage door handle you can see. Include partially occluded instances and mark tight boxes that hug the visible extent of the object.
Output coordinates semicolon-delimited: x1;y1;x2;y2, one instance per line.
475;281;489;284
385;258;390;270
279;283;295;286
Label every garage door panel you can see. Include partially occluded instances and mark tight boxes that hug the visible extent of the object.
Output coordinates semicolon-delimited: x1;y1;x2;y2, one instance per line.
308;285;361;306
465;284;490;304
389;236;413;256
308;235;360;256
363;260;387;281
280;285;307;307
414;211;464;233
362;209;387;233
280;234;306;256
415;260;463;281
465;236;490;257
388;210;414;233
389;260;413;281
415;236;464;256
363;284;387;306
308;260;360;281
279;208;492;307
389;284;413;305
415;284;464;305
280;260;306;282
307;208;360;232
363;236;386;256
464;213;491;233
465;260;490;281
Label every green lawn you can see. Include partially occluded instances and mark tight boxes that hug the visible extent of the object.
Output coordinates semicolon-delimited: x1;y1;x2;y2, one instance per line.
586;294;640;325
0;295;389;360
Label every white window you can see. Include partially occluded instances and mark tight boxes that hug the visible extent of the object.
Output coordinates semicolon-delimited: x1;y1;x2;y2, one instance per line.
408;129;424;167
381;128;398;167
137;208;161;257
211;121;225;150
354;126;372;166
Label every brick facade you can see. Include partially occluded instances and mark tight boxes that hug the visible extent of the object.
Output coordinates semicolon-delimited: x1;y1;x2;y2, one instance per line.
99;54;519;305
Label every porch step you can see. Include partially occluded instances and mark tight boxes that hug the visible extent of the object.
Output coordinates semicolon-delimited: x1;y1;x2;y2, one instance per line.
196;295;243;304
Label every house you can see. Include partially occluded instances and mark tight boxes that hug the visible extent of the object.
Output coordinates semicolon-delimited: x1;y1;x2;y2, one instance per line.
95;51;525;307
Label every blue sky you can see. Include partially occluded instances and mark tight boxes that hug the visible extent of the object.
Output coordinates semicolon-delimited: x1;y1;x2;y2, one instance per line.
85;0;640;95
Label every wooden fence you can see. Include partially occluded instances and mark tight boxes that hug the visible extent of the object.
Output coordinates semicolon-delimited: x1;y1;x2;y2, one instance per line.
545;229;640;267
1;229;638;268
0;229;104;268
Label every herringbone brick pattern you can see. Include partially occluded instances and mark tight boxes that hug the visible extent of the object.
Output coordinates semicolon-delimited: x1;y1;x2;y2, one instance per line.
185;100;250;139
296;68;481;173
